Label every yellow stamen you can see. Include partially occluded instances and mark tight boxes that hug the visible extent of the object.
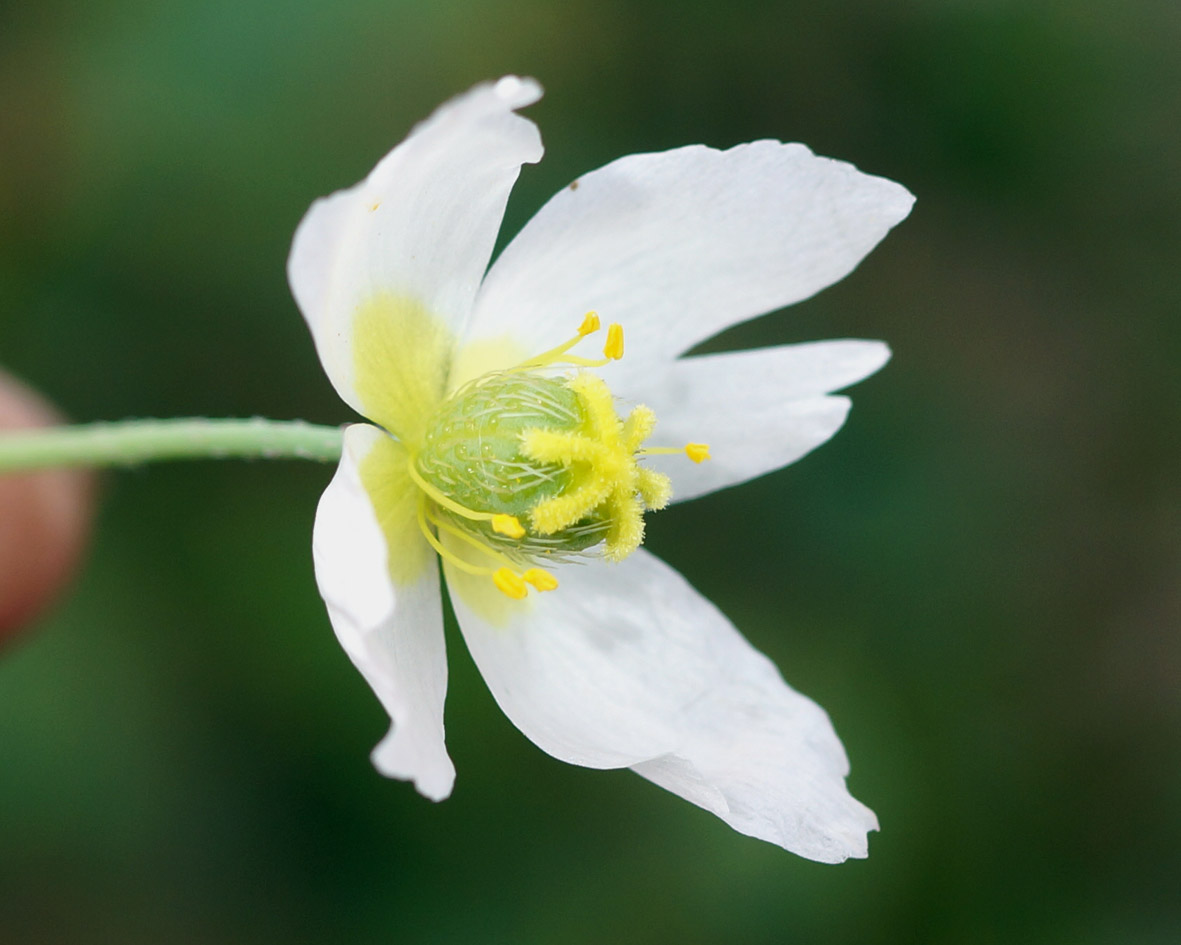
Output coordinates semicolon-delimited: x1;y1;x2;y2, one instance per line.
406;455;505;524
603;323;624;360
415;495;492;577
493;567;528;600
491;513;525;538
418;499;542;600
425;506;520;571
506;315;611;376
639;442;712;464
522;568;558;592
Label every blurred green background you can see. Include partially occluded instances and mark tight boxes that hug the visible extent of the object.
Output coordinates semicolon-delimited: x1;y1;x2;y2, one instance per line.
2;0;1178;942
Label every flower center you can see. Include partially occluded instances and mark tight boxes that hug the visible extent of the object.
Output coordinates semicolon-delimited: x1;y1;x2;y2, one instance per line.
407;314;708;600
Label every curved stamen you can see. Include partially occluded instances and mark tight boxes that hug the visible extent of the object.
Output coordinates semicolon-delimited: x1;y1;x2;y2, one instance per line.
500;314;623;376
638;443;711;463
426;506;521;570
416;495;558;598
407;453;524;537
415;493;491;577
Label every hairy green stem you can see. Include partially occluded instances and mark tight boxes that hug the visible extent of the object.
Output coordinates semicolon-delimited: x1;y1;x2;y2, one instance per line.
0;418;345;472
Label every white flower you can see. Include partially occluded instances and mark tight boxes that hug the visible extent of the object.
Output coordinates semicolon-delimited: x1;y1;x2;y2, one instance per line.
287;76;913;862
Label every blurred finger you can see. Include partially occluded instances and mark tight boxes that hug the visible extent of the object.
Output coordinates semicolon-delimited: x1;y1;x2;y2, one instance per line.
0;371;94;644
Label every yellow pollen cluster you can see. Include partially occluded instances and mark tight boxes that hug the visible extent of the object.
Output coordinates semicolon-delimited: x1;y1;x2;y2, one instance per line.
411;314;709;599
491;513;525;538
603;323;624;360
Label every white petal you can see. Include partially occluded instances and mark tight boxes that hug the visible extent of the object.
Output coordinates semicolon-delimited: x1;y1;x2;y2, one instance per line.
622;340;890;503
289;76;543;419
314;423;454;799
446;549;877;860
467;141;913;373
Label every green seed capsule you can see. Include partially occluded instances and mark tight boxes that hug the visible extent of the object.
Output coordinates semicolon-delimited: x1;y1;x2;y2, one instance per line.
416;372;610;559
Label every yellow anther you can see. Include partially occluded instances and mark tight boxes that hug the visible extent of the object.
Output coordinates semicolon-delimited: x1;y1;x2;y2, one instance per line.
577;311;601;335
685;443;711;463
522;568;558;592
603;323;624;360
492;567;528;600
491;514;526;539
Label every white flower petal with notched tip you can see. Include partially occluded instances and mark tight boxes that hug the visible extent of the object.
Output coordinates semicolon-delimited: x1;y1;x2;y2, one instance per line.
314;424;454;800
620;340;892;502
289;76;543;420
446;549;875;862
467;141;913;376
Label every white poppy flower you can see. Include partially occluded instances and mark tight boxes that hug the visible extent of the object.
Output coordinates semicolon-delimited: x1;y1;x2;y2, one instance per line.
288;76;913;862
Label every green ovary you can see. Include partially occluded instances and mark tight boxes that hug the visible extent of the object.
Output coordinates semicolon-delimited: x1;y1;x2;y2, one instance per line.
414;373;610;559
